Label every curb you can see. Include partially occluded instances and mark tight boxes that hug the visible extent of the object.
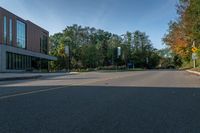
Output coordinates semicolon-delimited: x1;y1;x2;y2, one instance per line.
0;75;42;81
186;70;200;76
0;72;80;82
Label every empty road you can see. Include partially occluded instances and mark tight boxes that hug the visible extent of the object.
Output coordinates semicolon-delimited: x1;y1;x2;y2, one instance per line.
0;70;200;133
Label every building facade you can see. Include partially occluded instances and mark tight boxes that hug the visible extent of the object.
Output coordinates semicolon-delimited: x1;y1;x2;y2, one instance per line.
0;7;56;72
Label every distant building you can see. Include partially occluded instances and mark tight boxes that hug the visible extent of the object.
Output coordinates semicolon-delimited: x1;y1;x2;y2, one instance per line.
0;7;56;72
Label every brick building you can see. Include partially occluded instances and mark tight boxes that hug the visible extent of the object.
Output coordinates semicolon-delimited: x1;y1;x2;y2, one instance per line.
0;7;56;72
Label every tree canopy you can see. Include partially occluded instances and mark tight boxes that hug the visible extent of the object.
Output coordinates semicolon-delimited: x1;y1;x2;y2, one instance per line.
49;24;160;71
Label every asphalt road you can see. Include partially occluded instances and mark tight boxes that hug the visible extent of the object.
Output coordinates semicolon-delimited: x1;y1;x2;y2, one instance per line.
0;70;200;133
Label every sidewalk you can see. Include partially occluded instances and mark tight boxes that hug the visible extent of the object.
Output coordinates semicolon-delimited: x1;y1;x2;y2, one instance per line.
0;72;79;81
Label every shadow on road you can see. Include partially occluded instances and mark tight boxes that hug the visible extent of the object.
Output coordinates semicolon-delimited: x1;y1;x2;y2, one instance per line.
0;85;200;133
1;85;200;98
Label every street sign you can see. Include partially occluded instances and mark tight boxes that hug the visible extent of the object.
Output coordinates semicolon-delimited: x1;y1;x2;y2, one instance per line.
117;47;121;57
192;47;198;53
192;41;198;68
65;46;69;55
146;57;149;64
192;53;198;60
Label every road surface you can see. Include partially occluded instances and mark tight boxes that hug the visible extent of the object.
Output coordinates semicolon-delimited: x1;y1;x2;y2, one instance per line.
0;70;200;133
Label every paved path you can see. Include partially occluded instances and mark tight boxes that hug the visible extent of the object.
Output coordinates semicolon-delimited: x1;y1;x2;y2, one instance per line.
0;70;200;133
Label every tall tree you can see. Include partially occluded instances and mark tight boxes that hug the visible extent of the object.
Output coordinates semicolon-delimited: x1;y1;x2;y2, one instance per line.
49;25;160;71
163;0;200;63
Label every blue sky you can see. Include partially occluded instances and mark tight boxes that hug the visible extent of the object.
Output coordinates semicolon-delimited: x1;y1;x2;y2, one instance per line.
0;0;178;49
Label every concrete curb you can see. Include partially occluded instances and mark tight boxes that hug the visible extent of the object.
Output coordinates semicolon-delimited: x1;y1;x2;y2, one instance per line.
0;75;42;81
0;72;80;81
186;70;200;76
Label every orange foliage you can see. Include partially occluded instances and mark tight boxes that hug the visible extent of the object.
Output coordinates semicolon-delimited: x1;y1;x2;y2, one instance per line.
164;22;190;59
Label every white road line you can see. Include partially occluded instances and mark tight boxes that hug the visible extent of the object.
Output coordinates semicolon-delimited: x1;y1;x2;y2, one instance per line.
0;86;66;100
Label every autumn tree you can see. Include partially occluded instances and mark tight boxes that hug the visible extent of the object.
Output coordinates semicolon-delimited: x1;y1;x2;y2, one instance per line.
163;0;200;63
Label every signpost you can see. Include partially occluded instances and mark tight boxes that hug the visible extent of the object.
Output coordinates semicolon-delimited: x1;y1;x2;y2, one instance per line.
191;41;198;68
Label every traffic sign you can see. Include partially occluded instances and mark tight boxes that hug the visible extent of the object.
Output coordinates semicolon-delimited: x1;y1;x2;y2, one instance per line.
65;46;69;55
192;53;198;60
117;47;121;58
192;47;198;53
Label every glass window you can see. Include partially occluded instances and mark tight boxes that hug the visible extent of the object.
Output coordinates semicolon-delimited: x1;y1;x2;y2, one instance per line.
6;52;33;70
11;53;15;69
19;55;22;69
12;53;16;69
22;55;25;70
6;53;9;69
16;20;26;48
9;53;12;69
16;54;19;70
6;52;13;69
3;16;7;44
28;56;31;69
9;18;12;44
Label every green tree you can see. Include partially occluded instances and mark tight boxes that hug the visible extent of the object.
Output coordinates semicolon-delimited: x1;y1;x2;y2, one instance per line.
163;0;200;65
49;25;160;71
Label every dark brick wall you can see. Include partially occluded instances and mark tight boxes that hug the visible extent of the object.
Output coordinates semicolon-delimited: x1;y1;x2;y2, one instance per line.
26;21;49;53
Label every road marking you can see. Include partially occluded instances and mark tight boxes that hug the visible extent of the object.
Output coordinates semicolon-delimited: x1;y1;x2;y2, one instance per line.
0;86;66;100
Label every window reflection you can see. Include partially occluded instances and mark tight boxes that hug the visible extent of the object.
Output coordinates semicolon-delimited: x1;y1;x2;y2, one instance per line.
16;20;26;48
3;16;7;44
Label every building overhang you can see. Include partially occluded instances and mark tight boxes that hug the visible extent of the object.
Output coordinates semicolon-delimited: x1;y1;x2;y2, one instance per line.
0;44;57;61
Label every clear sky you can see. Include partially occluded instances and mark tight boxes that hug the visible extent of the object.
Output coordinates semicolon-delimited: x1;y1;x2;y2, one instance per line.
0;0;178;49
